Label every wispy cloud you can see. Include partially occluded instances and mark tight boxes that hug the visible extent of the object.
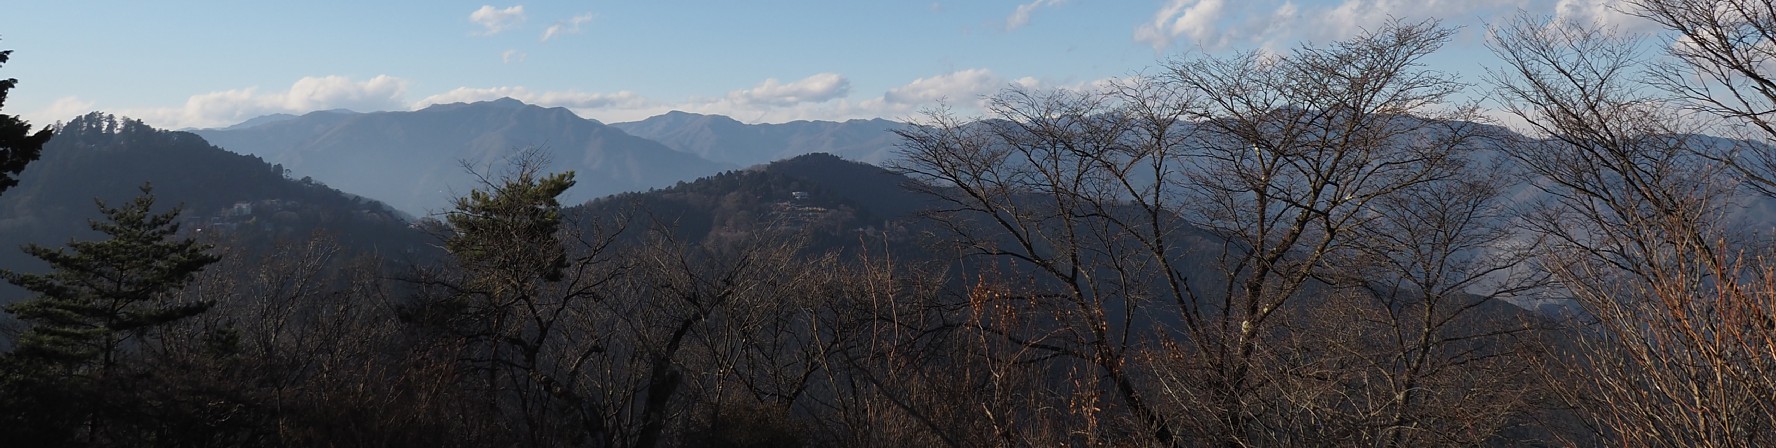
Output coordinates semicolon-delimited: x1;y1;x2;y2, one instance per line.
72;68;1120;130
680;69;1008;122
470;5;526;36
119;75;410;129
89;64;1158;132
882;68;1001;106
414;86;648;111
80;65;1110;129
411;69;1006;124
541;12;595;42
26;96;96;125
501;49;526;64
1552;0;1656;33
726;73;851;106
1006;0;1067;31
1130;0;1615;52
1134;0;1228;50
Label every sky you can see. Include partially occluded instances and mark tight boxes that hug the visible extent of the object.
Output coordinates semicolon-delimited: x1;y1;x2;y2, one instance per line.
0;1;1657;130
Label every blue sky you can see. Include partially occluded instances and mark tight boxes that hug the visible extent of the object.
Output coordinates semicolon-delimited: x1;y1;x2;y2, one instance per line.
1;1;1652;129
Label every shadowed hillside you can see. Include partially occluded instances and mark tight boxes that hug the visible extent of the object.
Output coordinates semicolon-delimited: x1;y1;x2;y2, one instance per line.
577;152;932;252
0;113;431;295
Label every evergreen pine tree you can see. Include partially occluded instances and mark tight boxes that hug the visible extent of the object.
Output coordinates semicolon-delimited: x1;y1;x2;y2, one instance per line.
0;41;54;196
2;184;220;374
446;168;576;289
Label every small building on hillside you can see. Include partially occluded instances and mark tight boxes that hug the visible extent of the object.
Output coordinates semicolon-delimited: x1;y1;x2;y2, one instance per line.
227;201;254;217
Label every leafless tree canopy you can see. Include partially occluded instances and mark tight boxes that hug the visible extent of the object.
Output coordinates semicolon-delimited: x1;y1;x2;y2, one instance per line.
893;19;1550;447
1485;8;1776;447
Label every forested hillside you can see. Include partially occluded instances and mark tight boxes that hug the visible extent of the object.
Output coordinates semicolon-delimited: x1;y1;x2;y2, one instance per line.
579;152;930;252
0;112;429;280
6;3;1776;447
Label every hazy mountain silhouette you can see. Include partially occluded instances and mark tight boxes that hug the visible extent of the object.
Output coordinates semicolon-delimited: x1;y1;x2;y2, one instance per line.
196;98;732;216
611;111;909;166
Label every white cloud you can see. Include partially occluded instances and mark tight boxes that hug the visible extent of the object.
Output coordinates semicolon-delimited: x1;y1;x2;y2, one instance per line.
726;73;851;106
65;69;1115;131
416;70;1136;124
415;86;648;110
283;75;408;111
470;5;526;36
27;96;96;125
1306;0;1525;42
541;12;595;42
1135;0;1227;50
1003;75;1130;94
1006;0;1066;31
882;69;1002;106
501;49;526;64
429;70;1008;124
530;90;647;109
91;69;1114;129
119;75;409;129
1553;0;1657;33
391;70;1129;125
1131;0;1564;52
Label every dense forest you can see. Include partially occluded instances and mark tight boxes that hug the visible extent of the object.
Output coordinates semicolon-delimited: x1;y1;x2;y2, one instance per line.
7;3;1776;447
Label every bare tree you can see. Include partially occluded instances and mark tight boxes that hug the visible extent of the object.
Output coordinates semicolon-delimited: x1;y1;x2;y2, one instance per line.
138;231;503;446
896;18;1540;446
408;150;631;446
1488;13;1776;446
1285;156;1548;446
1632;0;1776;196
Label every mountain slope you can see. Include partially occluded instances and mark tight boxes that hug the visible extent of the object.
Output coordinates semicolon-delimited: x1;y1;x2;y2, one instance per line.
578;152;933;251
611;111;909;166
196;98;732;215
0;113;430;295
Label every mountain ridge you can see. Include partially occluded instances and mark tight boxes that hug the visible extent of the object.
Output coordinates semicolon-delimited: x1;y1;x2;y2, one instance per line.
611;110;909;167
194;99;728;215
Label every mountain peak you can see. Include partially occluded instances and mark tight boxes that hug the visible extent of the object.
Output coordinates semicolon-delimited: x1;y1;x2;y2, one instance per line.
655;110;743;125
418;97;535;113
485;97;527;108
192;101;728;215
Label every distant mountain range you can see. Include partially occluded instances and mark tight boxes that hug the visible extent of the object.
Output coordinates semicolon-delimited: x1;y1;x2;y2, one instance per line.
610;111;909;167
194;99;733;216
24;107;1772;320
194;100;918;216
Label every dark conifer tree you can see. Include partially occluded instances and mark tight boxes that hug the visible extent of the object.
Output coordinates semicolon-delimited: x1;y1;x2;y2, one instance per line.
0;41;54;196
446;168;576;288
2;184;220;374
